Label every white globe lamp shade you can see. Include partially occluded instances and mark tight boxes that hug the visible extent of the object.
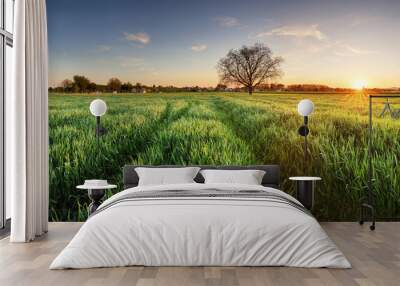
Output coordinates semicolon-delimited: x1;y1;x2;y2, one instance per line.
90;99;107;117
297;99;314;116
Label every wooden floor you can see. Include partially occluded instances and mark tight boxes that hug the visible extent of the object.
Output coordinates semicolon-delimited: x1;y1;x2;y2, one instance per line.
0;222;399;286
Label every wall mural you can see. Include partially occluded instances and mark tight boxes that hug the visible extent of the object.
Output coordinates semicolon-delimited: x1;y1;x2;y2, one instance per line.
47;0;400;221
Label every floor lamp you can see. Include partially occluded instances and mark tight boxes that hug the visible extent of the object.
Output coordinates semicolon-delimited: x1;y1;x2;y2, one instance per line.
297;99;314;172
84;99;108;216
89;99;108;157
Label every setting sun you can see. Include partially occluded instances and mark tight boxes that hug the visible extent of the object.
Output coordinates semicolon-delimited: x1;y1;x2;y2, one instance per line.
352;79;368;90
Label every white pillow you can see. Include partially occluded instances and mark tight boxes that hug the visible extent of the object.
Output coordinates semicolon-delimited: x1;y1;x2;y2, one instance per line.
200;169;266;185
135;167;200;186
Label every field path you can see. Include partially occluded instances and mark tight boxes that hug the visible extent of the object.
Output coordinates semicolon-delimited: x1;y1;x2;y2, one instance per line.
136;97;255;165
120;99;194;164
209;95;284;163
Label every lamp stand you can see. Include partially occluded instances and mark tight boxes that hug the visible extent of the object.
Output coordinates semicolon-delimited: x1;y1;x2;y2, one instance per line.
94;116;107;162
298;116;309;174
304;116;308;164
96;116;101;158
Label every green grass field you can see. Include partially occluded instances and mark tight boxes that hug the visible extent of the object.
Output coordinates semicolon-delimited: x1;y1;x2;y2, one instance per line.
49;92;400;221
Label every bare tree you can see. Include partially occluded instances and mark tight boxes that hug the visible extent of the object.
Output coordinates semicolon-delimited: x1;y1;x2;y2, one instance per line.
217;43;283;95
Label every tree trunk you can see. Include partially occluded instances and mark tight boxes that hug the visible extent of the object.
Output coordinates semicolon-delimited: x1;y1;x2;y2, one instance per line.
248;86;253;95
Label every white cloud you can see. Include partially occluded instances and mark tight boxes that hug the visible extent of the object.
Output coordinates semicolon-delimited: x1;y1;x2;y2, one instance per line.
334;44;378;57
95;45;112;52
285;39;378;57
191;44;207;52
258;24;326;40
215;16;240;27
340;44;377;55
123;32;150;44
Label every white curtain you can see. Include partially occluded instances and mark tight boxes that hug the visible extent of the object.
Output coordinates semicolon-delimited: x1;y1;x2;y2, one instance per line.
9;0;49;242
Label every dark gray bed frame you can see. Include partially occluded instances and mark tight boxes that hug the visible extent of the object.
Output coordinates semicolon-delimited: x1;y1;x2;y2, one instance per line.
123;165;280;189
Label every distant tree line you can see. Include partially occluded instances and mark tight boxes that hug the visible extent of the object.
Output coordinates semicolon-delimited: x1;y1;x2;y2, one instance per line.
283;84;354;93
49;75;223;94
49;75;149;93
49;74;393;94
218;83;355;93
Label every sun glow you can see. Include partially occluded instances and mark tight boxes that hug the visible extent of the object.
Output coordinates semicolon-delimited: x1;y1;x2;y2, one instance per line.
352;79;368;90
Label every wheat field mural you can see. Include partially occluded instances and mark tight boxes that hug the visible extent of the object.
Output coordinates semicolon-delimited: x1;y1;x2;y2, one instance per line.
48;92;400;221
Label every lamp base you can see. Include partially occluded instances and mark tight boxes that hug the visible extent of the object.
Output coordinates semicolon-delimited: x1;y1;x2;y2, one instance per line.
298;125;309;136
88;189;105;215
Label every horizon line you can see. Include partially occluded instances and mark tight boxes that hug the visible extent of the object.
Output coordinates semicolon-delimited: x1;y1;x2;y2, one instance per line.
48;81;400;90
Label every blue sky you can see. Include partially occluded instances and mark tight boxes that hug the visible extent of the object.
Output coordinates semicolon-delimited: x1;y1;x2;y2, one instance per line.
47;0;400;88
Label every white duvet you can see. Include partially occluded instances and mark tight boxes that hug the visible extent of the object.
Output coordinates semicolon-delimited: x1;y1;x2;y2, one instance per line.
50;183;351;269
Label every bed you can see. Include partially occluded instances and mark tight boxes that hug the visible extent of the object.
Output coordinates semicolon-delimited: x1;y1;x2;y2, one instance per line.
50;165;350;269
